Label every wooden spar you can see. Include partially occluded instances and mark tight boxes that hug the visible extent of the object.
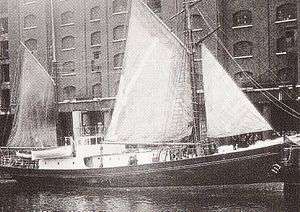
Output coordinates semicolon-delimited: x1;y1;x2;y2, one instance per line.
184;2;202;143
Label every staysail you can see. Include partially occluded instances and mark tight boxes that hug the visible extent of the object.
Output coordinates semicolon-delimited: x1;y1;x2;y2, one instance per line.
7;44;57;147
105;1;193;143
202;45;272;138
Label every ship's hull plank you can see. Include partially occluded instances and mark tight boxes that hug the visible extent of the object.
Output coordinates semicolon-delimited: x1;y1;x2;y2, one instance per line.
0;143;290;188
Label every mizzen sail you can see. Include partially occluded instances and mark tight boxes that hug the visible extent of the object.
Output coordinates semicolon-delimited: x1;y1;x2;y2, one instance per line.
202;45;272;138
7;44;57;147
105;1;193;143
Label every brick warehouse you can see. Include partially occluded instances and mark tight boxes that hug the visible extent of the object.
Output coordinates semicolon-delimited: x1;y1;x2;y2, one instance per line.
0;0;299;145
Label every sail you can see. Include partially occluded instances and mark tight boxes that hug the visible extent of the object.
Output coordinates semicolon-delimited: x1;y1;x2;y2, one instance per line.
7;44;57;147
202;45;272;138
105;1;193;143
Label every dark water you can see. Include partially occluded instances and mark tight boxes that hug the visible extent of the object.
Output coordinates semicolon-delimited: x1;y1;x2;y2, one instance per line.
0;180;298;212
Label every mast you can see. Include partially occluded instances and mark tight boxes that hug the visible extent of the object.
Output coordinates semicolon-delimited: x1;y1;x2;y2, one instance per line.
184;1;202;143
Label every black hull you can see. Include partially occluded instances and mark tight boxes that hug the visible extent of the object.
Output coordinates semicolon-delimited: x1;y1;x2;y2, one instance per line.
0;143;296;188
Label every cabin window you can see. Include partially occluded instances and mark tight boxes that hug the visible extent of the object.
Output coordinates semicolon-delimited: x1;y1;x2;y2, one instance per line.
90;6;101;20
24;14;37;29
92;83;102;98
62;61;75;75
147;0;161;13
25;38;37;52
276;4;297;22
233;41;253;57
61;11;74;25
91;31;101;46
113;25;126;41
276;31;296;53
63;86;76;100
62;36;75;49
233;10;252;27
113;0;127;14
0;17;8;34
113;53;124;68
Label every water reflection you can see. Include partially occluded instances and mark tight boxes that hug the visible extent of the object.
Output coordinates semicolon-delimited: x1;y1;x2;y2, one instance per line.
0;180;297;211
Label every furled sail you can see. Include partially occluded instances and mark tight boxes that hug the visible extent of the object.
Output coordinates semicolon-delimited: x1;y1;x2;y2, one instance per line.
202;45;272;138
105;1;193;143
7;44;57;147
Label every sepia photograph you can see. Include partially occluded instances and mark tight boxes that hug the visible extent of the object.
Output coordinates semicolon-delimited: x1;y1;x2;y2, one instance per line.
0;0;299;211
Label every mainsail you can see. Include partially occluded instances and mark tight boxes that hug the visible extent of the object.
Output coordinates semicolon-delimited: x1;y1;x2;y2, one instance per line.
202;45;272;138
106;1;193;143
7;44;57;147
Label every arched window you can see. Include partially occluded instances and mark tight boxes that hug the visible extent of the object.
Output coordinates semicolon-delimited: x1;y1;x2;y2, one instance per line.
91;31;101;46
276;4;297;21
113;53;124;68
24;14;36;28
61;11;74;25
25;38;37;52
62;61;75;74
233;41;253;57
90;6;101;20
147;0;161;13
113;25;125;41
278;67;294;83
62;36;75;49
234;71;253;86
233;10;252;26
63;86;76;100
113;0;127;13
92;83;102;98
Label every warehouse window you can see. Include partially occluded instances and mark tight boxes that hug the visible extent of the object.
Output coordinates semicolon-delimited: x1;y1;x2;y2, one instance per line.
191;14;203;30
0;40;9;58
63;86;76;100
90;6;101;20
62;36;75;49
278;67;293;83
147;0;161;13
61;11;74;25
62;61;75;75
233;10;252;26
233;41;253;57
113;25;125;41
24;14;37;29
276;4;296;21
113;0;127;14
113;53;124;68
25;38;37;52
277;31;296;53
91;31;101;46
92;83;102;98
234;71;253;86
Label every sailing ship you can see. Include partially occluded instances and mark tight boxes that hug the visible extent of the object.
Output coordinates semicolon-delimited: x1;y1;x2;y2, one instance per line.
0;0;298;188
